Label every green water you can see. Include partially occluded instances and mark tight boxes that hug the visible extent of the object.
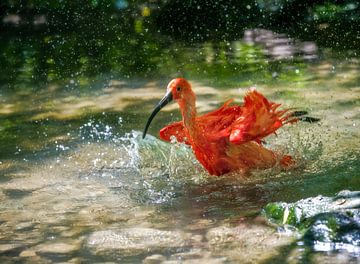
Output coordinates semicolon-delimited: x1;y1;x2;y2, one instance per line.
1;1;360;263
1;59;359;263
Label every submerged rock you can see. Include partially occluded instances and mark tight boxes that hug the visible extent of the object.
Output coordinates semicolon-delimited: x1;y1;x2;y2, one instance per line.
263;190;360;255
264;190;360;227
143;254;167;264
34;242;80;254
303;212;360;254
86;228;192;256
0;243;23;253
205;224;294;263
19;250;37;257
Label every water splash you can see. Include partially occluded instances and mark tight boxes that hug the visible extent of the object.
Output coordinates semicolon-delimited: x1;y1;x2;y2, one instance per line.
118;131;205;204
75;120;204;204
54;116;358;206
79;119;114;142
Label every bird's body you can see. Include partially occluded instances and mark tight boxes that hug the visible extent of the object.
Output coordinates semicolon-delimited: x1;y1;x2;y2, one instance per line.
143;78;308;176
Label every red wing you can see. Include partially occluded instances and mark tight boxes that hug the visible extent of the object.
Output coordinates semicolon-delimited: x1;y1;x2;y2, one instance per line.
196;99;242;141
159;91;295;146
229;89;296;144
160;99;241;144
159;121;191;145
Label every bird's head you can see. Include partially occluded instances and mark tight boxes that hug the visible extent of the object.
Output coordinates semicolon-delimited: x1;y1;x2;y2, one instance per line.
142;78;194;139
166;78;192;100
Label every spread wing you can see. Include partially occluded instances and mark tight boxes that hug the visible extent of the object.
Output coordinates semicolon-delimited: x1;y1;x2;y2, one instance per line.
196;99;242;141
229;89;296;144
159;99;241;144
159;121;191;145
159;90;296;145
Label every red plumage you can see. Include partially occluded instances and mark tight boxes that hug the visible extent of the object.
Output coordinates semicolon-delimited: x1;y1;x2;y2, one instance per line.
145;78;298;176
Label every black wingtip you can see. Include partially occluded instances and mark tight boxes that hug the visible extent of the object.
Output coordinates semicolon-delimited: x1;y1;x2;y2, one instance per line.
299;116;321;123
291;110;320;123
291;110;309;117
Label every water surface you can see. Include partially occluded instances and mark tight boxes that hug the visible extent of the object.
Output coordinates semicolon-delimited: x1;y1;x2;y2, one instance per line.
0;59;359;263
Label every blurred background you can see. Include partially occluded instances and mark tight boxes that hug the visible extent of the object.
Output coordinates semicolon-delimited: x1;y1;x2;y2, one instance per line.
1;0;359;87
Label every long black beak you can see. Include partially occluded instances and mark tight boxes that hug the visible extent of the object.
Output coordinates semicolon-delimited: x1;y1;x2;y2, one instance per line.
142;91;173;139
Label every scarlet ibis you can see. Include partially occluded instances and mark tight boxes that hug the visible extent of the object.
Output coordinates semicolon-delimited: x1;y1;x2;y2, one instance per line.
143;78;317;176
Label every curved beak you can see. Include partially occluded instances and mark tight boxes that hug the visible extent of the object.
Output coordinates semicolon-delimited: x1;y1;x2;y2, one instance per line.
142;91;173;139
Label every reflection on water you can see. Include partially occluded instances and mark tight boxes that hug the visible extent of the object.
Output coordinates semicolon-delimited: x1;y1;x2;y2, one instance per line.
1;9;360;262
0;74;359;262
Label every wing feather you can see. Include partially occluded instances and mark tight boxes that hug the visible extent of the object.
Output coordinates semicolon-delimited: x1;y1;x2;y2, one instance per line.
159;121;191;145
159;90;296;146
159;99;241;143
229;89;295;144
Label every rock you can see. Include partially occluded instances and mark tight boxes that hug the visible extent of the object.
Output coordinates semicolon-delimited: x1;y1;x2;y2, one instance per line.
0;190;5;201
163;257;226;264
311;252;357;264
263;190;360;254
19;250;37;257
263;190;360;227
303;212;360;253
35;242;80;254
205;224;294;263
186;219;214;231
67;258;84;263
15;222;35;231
87;228;192;256
0;243;23;253
170;248;204;260
143;254;167;264
190;234;203;244
167;248;227;264
206;226;237;245
168;249;228;264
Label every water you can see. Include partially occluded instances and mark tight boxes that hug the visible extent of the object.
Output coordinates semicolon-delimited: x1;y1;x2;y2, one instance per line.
1;1;359;261
0;59;359;263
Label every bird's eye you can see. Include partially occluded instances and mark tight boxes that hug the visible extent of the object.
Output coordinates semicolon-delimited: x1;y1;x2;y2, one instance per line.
176;86;181;92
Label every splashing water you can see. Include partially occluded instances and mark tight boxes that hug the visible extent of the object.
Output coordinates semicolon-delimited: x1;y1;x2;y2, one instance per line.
71;116;345;207
76;120;207;204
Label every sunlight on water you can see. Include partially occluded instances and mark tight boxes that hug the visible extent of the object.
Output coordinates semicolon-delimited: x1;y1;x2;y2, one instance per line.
1;2;359;260
1;90;359;262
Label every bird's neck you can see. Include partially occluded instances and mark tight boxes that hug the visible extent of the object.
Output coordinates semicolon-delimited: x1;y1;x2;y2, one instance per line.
178;98;197;131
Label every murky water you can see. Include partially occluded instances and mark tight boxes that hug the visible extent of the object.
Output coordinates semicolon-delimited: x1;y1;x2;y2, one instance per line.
0;61;359;263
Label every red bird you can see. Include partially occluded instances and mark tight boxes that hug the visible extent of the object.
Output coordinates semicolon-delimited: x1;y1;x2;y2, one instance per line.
143;78;314;176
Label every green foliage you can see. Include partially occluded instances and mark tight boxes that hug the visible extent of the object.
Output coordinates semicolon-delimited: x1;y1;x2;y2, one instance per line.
0;0;359;88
